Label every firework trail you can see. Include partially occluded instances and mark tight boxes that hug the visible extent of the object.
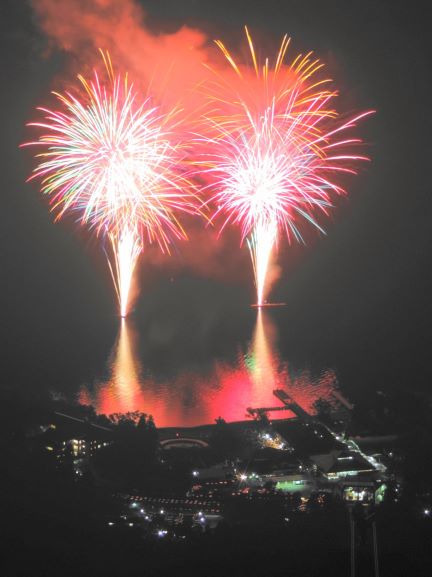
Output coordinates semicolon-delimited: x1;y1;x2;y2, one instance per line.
200;28;373;305
23;52;198;317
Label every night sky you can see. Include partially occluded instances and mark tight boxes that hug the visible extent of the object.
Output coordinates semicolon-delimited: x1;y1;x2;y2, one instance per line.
1;0;431;400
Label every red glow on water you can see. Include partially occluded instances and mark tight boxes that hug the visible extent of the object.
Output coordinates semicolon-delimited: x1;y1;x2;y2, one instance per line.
79;312;338;427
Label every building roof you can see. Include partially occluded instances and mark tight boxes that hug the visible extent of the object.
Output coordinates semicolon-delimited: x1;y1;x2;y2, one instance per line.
311;450;375;475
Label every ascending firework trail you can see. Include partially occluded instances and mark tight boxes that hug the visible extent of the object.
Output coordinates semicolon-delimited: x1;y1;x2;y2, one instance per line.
199;28;373;306
24;52;199;317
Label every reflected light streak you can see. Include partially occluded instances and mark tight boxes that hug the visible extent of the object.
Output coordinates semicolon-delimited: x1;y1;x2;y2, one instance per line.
80;313;338;426
92;319;145;415
110;319;141;410
249;309;278;391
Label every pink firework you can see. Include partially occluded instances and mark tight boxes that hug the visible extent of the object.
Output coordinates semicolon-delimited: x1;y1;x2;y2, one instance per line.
23;52;199;317
199;28;373;305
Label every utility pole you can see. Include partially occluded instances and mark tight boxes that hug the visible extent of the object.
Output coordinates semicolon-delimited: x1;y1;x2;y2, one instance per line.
372;520;380;577
349;508;356;577
347;499;380;577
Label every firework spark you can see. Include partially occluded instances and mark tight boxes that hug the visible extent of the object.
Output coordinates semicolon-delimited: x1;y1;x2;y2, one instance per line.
200;28;373;305
23;52;198;316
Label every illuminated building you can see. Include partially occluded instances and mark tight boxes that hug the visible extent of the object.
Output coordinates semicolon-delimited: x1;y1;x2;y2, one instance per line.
57;437;111;476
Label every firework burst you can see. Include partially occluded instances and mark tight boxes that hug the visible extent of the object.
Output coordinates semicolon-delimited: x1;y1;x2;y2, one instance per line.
200;28;373;305
24;52;198;316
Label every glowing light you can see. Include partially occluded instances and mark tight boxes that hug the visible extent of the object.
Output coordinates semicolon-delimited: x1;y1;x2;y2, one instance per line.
248;218;278;307
199;28;373;305
107;228;141;318
80;310;339;426
24;52;199;316
249;308;278;391
106;318;145;413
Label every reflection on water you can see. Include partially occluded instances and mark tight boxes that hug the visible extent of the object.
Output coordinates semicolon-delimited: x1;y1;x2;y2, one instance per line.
80;311;338;427
249;309;278;391
95;319;144;414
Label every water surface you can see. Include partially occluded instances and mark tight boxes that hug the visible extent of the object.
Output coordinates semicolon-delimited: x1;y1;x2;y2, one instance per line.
79;308;337;427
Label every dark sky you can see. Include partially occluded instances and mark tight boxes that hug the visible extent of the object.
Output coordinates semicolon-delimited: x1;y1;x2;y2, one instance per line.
1;0;431;399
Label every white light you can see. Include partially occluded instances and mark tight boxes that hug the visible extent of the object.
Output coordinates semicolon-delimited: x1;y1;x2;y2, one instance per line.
108;522;114;526
129;523;133;527
240;474;247;480
424;509;430;516
192;471;199;477
140;509;144;514
160;509;164;514
157;530;168;537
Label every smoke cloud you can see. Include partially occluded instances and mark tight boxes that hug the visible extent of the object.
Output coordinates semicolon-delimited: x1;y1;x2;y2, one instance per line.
30;0;247;283
31;0;216;112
